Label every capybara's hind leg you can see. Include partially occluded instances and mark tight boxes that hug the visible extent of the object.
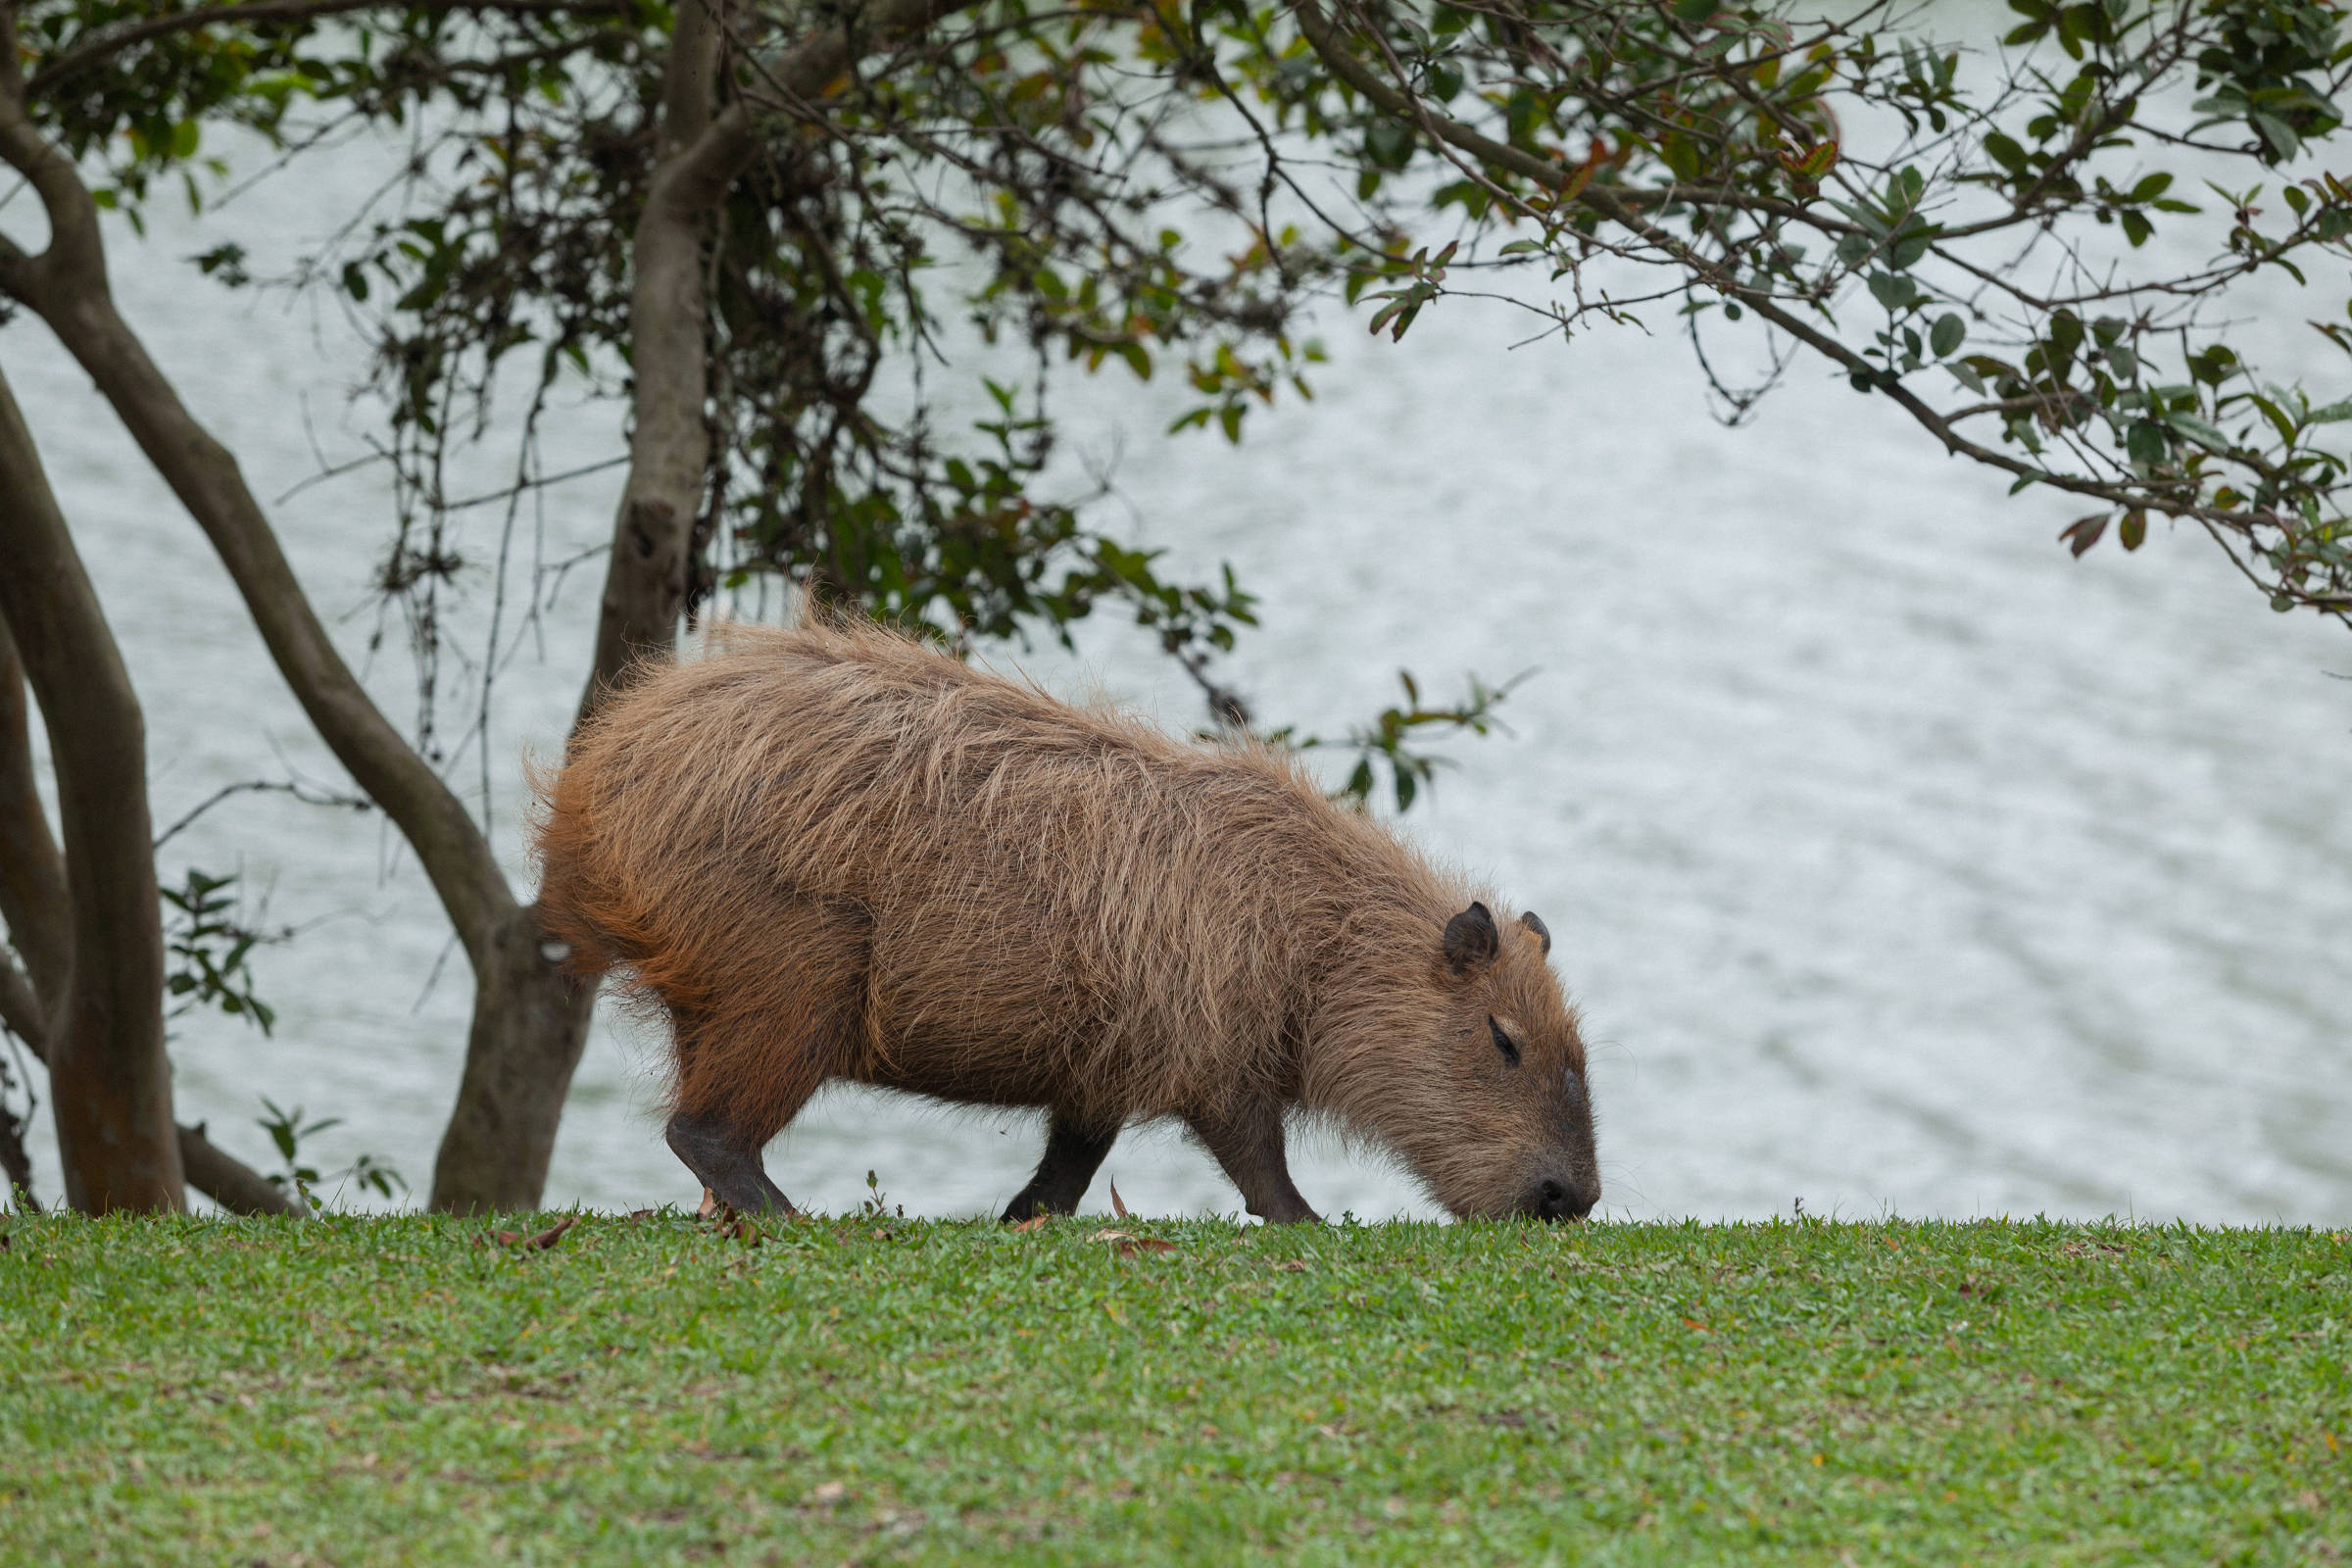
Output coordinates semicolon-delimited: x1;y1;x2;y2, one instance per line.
666;1110;797;1214
1001;1114;1118;1222
662;912;866;1216
1187;1101;1321;1225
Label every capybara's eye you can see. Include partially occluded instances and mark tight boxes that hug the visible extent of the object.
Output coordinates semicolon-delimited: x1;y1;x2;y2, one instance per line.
1488;1015;1521;1067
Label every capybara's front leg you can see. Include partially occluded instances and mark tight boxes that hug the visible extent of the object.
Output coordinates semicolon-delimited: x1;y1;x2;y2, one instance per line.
1186;1102;1321;1225
1001;1113;1118;1222
665;1111;797;1215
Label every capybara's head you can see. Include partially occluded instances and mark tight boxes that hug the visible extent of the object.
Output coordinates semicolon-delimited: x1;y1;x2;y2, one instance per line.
1354;901;1599;1221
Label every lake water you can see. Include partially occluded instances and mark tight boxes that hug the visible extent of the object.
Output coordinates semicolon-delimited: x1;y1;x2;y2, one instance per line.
8;123;2350;1226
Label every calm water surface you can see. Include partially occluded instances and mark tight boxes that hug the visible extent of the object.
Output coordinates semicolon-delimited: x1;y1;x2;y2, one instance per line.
8;136;2350;1224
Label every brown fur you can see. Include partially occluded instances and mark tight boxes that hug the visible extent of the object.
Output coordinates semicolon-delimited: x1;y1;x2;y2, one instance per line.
533;618;1599;1219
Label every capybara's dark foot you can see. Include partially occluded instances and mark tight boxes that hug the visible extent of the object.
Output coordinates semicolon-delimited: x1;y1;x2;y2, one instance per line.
1000;1113;1117;1222
665;1112;795;1214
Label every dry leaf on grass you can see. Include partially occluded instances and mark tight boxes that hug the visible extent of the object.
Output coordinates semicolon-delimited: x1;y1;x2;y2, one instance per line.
1089;1228;1178;1259
523;1215;579;1250
1109;1181;1129;1218
690;1192;761;1244
473;1215;579;1251
1273;1259;1310;1273
1009;1215;1050;1234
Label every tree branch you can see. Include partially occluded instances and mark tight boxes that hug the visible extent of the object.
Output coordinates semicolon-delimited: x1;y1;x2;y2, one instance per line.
176;1123;303;1217
0;612;69;1014
24;0;639;99
1284;0;2185;515
0;946;43;1058
0;79;519;970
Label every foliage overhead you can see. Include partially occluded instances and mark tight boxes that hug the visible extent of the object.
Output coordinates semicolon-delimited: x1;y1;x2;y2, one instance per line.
16;0;2352;684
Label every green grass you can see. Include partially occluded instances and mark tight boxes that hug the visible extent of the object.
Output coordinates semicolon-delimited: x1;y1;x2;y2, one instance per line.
2;1211;2346;1566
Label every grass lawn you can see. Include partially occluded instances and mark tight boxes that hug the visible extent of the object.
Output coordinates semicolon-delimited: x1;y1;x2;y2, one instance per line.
1;1210;2346;1565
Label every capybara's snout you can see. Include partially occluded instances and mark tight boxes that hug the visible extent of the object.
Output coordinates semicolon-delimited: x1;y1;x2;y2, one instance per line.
1523;1174;1599;1222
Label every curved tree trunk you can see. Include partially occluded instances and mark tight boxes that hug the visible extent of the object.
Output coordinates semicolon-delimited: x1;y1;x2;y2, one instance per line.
0;612;298;1216
426;907;594;1212
0;366;180;1212
0;0;986;1214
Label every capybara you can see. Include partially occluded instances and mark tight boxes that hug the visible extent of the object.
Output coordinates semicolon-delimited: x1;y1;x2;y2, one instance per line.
533;619;1599;1223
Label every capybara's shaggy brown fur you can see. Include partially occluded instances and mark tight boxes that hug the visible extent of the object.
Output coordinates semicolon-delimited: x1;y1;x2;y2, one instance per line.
533;619;1599;1222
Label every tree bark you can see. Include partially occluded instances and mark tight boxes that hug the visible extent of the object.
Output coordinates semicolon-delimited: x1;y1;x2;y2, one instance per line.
576;0;723;721
1;601;307;1217
0;366;181;1212
0;613;70;1015
424;908;592;1211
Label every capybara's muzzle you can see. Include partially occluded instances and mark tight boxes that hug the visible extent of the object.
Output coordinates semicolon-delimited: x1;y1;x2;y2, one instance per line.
1525;1178;1598;1222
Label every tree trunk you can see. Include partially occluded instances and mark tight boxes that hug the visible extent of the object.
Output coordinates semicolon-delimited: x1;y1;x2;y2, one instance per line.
0;612;297;1216
425;906;594;1212
0;0;986;1214
0;366;180;1212
424;0;729;1209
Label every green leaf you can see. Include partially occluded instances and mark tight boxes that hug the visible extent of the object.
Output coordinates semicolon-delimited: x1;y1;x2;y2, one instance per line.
1930;315;1965;358
2048;312;2083;361
2164;411;2230;450
2127;419;2167;465
1984;132;2029;173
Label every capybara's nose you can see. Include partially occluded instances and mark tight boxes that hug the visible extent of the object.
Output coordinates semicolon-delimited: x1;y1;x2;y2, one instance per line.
1530;1179;1596;1222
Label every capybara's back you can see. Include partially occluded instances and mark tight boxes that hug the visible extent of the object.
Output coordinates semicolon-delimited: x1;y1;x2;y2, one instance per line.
535;619;1599;1223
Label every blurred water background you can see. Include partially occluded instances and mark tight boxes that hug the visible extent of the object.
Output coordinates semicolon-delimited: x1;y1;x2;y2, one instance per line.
8;119;2351;1226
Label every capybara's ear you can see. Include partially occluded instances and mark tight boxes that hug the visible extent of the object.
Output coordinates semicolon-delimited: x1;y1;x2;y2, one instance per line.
1519;910;1552;956
1444;901;1500;974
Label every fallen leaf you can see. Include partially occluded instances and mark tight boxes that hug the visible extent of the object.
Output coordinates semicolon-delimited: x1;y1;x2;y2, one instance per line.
811;1481;847;1504
1682;1317;1712;1333
1110;1181;1129;1218
1103;1298;1127;1325
1009;1215;1049;1234
697;1188;718;1219
523;1215;578;1250
1088;1229;1133;1244
492;1230;522;1248
1131;1237;1178;1254
1274;1259;1309;1273
626;1208;661;1220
